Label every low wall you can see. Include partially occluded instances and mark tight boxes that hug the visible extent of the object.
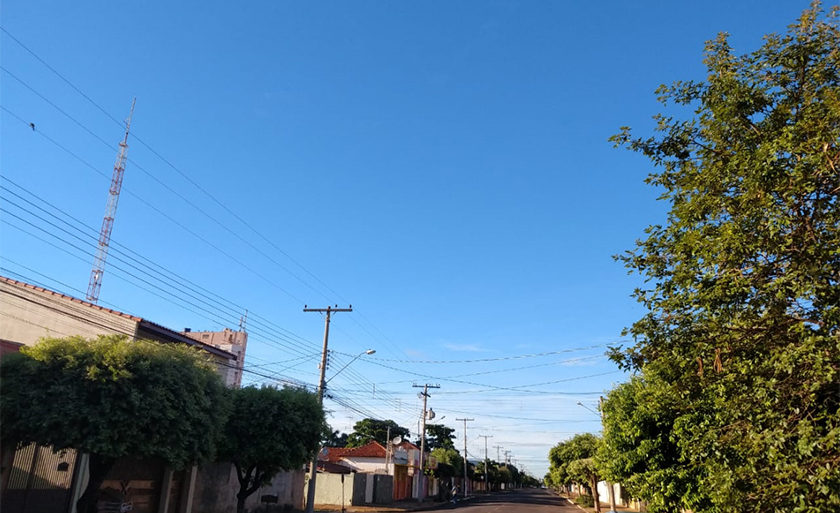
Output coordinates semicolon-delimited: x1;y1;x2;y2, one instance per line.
312;473;365;507
192;463;304;513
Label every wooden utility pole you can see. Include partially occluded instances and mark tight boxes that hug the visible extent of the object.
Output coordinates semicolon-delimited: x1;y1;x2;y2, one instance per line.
456;418;474;495
304;305;352;513
413;383;439;503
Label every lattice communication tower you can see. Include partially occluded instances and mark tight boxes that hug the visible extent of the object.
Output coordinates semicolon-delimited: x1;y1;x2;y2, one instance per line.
86;98;136;303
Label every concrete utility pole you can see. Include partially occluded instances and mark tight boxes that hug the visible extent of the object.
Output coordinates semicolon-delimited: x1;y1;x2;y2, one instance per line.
493;445;502;463
413;383;440;503
478;435;492;492
304;305;352;513
601;396;618;513
456;418;474;495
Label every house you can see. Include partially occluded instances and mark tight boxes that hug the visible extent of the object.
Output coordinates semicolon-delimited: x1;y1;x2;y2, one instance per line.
320;440;429;502
0;275;242;513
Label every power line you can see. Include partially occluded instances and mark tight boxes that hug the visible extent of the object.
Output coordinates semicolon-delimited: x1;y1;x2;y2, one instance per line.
0;27;415;361
0;177;317;348
340;344;613;365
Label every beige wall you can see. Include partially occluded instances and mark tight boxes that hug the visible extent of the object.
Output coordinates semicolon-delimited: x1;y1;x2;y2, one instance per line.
312;473;366;507
192;463;304;513
183;328;247;387
0;280;140;346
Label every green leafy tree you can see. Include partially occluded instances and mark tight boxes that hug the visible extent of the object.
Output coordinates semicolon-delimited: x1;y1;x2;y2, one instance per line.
548;434;602;510
0;335;228;513
568;458;602;513
610;3;840;511
430;447;463;480
217;385;326;513
423;424;457;450
345;418;410;448
598;377;708;512
325;428;349;448
496;466;512;489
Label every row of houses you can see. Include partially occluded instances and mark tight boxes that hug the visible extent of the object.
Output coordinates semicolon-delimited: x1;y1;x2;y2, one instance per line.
0;275;458;512
0;275;303;513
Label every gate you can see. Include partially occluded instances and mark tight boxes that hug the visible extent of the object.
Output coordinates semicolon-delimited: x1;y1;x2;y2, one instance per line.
1;443;78;513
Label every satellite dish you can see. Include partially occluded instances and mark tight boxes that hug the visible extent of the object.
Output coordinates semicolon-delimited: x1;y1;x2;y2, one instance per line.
392;436;403;445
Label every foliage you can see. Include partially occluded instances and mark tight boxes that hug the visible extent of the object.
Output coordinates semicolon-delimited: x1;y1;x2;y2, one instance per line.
575;494;595;507
497;466;512;487
423;424;457;450
0;335;228;513
217;385;326;513
609;3;840;511
520;473;540;488
430;447;463;479
325;428;349;447
547;433;601;485
345;418;410;448
548;434;602;511
597;377;708;512
567;458;598;488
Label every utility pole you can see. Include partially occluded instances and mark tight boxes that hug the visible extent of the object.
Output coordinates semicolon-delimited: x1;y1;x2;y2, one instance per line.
304;305;352;513
601;396;618;513
493;445;502;463
456;418;474;495
87;98;135;303
478;435;492;493
413;383;439;503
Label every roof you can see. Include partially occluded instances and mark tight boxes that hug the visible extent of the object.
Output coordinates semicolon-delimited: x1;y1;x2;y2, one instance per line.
0;276;236;360
0;276;141;322
397;440;420;451
325;441;388;461
315;461;353;474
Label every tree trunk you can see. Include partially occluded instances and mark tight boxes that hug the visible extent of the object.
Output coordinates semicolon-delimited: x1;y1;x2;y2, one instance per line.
236;494;247;513
76;454;116;513
591;476;601;513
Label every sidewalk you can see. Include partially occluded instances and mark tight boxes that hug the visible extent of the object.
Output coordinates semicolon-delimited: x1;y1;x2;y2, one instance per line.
313;495;476;513
560;492;637;513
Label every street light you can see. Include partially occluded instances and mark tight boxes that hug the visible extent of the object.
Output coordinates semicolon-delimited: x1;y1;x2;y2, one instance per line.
306;348;375;513
325;349;376;384
576;401;600;418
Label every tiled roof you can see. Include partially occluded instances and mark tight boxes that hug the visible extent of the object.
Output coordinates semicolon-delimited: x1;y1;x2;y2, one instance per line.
0;276;141;321
326;441;388;461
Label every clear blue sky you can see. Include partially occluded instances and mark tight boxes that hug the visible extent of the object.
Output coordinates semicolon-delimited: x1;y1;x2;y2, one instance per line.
1;0;812;477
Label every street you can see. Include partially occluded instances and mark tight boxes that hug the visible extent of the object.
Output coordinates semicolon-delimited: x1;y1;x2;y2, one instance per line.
447;490;575;512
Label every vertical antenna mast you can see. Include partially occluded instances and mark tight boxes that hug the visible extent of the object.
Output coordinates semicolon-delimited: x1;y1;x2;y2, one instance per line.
86;98;136;303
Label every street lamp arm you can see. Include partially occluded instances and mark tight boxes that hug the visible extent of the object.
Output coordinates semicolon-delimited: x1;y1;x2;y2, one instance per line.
325;349;376;385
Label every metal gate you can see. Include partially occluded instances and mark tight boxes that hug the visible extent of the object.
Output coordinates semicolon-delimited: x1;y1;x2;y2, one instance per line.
1;443;78;513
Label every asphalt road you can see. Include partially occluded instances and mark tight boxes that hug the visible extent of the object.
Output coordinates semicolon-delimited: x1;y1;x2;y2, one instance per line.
444;489;575;512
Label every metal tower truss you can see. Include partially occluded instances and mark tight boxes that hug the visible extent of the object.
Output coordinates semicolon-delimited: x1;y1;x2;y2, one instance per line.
86;98;136;303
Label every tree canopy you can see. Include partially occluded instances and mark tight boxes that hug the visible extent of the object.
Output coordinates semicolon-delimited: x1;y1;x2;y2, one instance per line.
608;3;840;511
548;433;602;511
345;418;410;448
422;424;457;451
0;335;229;513
597;377;706;513
217;385;326;513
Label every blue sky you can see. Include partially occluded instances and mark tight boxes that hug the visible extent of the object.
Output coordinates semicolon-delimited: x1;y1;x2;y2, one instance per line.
1;0;813;477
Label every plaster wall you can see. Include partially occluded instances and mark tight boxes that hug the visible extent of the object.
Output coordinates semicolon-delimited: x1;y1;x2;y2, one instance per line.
0;280;139;345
